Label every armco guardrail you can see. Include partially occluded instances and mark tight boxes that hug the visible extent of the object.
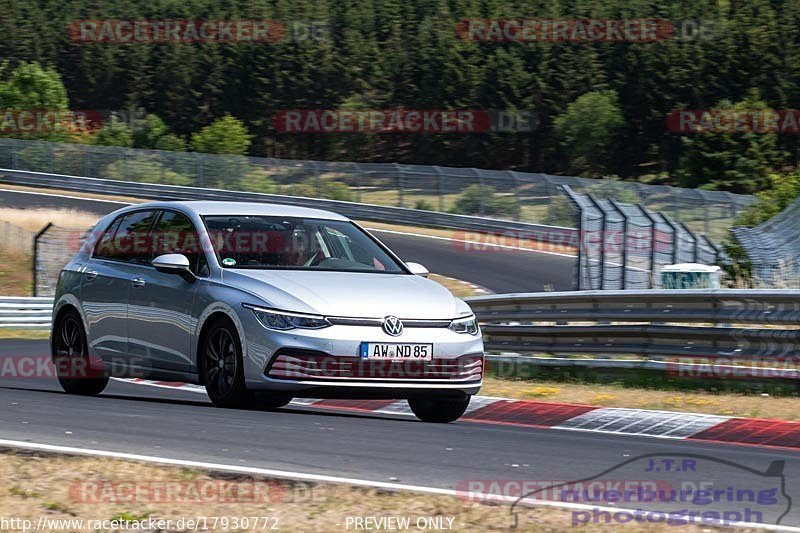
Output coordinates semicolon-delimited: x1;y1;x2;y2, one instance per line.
465;289;800;377
0;297;53;328
9;290;800;372
0;168;576;244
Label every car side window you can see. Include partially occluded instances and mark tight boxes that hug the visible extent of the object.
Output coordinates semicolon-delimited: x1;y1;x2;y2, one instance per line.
105;210;158;264
93;216;123;259
152;210;209;276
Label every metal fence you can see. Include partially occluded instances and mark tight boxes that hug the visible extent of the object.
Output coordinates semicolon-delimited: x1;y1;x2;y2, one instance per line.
0;138;752;240
466;289;800;378
731;197;800;288
34;224;84;297
563;186;721;290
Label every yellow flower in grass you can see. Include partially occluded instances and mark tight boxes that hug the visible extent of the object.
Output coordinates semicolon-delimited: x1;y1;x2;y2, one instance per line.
528;386;561;398
590;393;615;404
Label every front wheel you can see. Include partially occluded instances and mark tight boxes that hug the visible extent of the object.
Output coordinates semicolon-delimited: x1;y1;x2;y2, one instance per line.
52;309;108;396
408;395;470;423
202;318;252;408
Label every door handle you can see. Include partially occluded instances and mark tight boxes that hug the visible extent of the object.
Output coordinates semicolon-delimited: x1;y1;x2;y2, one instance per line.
84;270;98;281
131;278;146;288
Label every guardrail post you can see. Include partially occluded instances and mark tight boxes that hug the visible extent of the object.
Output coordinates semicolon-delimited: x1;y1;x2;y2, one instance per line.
32;222;53;297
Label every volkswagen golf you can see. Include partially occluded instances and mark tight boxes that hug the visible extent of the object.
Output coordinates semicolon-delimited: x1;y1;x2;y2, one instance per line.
51;201;484;422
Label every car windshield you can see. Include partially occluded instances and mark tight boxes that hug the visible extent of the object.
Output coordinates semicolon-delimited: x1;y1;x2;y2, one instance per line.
203;215;406;273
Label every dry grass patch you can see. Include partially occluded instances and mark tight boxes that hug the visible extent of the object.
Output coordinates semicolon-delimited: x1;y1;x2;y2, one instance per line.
481;376;800;420
0;248;33;296
0;451;732;532
429;274;487;298
0;207;99;232
0;328;50;339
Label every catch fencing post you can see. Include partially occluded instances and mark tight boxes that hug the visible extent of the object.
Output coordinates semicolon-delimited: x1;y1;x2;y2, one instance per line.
561;185;584;290
434;166;444;212
585;193;607;290
609;199;628;289
32;222;53;298
640;207;659;288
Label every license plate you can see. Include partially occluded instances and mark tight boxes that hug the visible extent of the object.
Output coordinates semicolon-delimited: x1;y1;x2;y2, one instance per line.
360;342;433;361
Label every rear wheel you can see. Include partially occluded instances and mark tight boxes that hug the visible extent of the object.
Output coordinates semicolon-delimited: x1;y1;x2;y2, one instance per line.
408;395;470;423
52;309;108;396
202;318;252;408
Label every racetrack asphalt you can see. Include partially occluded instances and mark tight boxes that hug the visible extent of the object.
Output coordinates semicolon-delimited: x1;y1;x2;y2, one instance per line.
1;339;800;527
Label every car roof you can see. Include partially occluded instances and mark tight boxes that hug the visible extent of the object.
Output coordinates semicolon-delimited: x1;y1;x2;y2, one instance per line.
124;201;350;221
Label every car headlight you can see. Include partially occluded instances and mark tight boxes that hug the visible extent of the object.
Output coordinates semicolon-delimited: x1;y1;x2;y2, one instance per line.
449;315;479;335
243;304;331;331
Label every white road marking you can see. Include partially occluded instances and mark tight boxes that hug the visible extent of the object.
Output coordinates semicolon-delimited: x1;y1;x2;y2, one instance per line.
555;408;731;439
0;438;793;531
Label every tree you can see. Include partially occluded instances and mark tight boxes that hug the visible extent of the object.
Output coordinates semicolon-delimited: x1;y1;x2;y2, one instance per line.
92;116;133;147
0;61;68;109
735;172;800;227
132;114;169;149
554;90;625;175
676;94;781;193
154;133;186;151
0;61;72;141
190;114;252;155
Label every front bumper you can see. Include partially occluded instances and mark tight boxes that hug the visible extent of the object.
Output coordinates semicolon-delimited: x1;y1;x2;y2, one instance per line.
241;316;484;397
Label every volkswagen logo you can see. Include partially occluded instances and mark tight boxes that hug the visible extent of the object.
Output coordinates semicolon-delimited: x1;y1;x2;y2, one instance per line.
382;316;404;336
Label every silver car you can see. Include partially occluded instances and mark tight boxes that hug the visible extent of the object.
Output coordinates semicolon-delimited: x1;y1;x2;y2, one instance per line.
51;201;484;422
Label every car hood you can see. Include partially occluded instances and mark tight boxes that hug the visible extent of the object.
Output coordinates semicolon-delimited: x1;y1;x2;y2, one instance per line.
223;269;472;319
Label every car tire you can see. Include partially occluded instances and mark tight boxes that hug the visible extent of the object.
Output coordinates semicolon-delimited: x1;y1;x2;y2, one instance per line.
254;392;292;411
52;309;108;396
408;394;470;423
202;318;252;408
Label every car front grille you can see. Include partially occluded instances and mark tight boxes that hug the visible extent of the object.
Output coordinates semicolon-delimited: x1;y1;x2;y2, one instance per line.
267;353;483;382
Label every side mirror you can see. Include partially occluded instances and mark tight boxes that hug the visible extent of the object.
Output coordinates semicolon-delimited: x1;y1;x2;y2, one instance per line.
405;262;429;277
153;253;195;282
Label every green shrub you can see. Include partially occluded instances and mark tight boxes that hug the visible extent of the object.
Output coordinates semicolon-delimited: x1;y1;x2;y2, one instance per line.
239;167;277;194
104;160;191;185
450;184;520;218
